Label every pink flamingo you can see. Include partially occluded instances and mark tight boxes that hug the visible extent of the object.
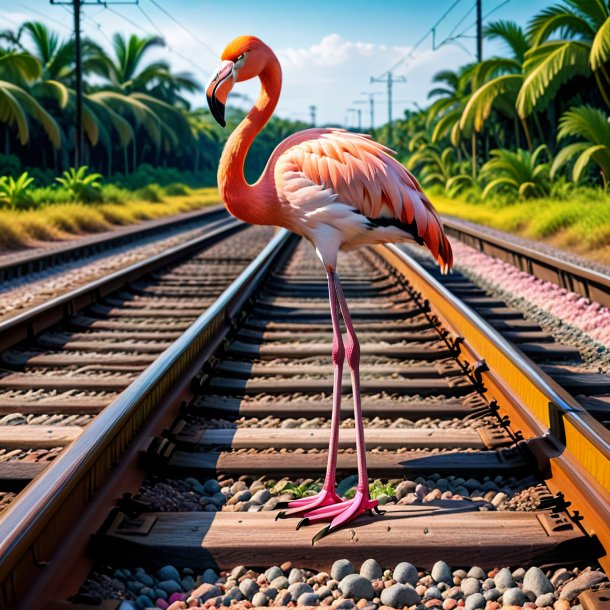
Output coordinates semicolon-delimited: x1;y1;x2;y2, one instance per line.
206;36;453;542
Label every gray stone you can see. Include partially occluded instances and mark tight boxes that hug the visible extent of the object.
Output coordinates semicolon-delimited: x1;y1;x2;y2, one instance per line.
135;571;154;587
424;587;442;600
230;481;247;494
465;593;485;610
181;576;195;591
203;479;221;495
339;574;375;601
395;480;416;499
298;592;320;606
127;581;145;593
483;589;501;602
276;592;292;606
265;566;283;583
157;580;182;594
334;601;356;610
289;568;306;584
252;592;269;607
394;562;418;586
251;489;272;505
239;578;259;599
482;579;495;591
431;561;453;585
380;583;420;608
550;570;570;588
231;565;247;579
209;492;227;508
360;559;383;581
225;587;243;601
318;586;333;600
154;589;168;600
560;571;607;601
118;602;139;610
271;576;290;590
467;567;486;581
536;593;555;607
512;568;526;582
157;566;181;582
135;595;154;608
461;578;481;597
523;567;554;598
201;569;218;584
502;587;528;606
336;475;358;497
288;582;314;600
264;588;278;600
494;568;514;592
332;559;355;582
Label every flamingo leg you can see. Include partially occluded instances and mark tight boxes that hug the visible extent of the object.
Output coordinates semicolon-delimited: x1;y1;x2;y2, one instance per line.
275;271;343;520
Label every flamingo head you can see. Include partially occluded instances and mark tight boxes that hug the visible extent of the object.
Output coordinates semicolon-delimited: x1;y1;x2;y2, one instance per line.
206;35;272;127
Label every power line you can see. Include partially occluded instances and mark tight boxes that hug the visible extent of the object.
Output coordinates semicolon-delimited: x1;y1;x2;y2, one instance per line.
379;0;463;77
145;0;217;59
136;2;164;37
22;2;73;31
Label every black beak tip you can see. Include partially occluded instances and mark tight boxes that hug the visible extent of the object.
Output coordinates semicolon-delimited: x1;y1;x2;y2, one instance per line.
207;93;226;128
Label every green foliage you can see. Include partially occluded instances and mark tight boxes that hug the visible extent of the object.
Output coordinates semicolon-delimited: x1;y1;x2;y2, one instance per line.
480;145;551;199
163;182;191;196
0;171;35;208
55;166;103;202
551;105;610;186
134;183;165;202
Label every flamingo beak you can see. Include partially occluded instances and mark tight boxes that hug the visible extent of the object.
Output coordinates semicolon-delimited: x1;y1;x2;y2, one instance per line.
206;60;235;127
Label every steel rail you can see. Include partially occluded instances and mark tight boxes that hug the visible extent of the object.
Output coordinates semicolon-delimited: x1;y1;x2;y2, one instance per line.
0;215;241;352
375;243;610;572
0;228;296;609
442;218;610;308
0;205;227;282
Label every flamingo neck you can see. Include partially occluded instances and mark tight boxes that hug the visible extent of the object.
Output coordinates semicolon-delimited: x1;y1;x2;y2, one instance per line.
218;56;281;224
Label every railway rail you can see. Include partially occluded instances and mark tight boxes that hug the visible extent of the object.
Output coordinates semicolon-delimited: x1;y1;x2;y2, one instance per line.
0;226;608;610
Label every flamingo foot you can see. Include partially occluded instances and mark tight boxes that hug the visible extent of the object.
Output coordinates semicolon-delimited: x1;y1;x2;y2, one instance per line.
295;490;385;544
274;487;342;521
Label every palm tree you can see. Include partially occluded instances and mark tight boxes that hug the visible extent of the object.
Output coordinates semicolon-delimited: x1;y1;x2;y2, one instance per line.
0;51;61;152
459;21;533;150
92;33;196;168
517;0;610;116
551;105;610;187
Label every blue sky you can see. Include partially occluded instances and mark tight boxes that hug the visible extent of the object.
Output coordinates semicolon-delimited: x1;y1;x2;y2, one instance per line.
9;0;552;125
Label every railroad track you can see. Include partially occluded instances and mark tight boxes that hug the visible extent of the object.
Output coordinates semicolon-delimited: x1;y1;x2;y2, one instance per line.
0;231;608;610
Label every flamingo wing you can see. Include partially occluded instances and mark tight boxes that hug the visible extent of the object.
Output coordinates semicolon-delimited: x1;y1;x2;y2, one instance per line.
273;129;453;271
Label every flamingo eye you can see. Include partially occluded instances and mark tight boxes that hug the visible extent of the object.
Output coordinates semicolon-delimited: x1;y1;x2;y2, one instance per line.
236;53;246;62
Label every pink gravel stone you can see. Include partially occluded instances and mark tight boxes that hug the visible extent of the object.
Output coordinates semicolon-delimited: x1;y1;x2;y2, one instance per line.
168;603;187;610
157;600;170;609
485;602;500;610
443;600;458;610
170;593;187;604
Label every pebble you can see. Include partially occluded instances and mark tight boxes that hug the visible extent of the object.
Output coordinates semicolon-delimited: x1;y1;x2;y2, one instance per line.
523;567;554;598
136;595;155;608
536;593;555;607
340;575;375;601
559;570;607;601
394;562;419;586
231;566;247;579
380;583;420;608
333;560;356;582
188;584;222;603
483;589;501;602
333;599;356;610
484;602;499;610
461;578;482;596
467;568;486;580
465;593;485;610
158;566;181;582
288;582;314;599
118;602;138;610
512;568;526;582
158;580;182;595
361;559;383;581
252;591;268;607
263;566;282;581
240;579;259;599
289;568;306;584
554;600;570;610
201;569;218;584
550;570;571;588
425;587;442;600
502;587;528;606
432;562;453;585
270;576;289;590
318;586;333;600
299;592;321;606
493;568;514;592
443;599;458;610
203;479;221;495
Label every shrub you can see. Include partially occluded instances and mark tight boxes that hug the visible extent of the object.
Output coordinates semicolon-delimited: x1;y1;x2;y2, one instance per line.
0;172;36;209
56;166;103;203
135;183;165;202
163;182;191;196
100;183;133;203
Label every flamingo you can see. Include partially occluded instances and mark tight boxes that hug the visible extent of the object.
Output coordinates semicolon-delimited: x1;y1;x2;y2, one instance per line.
206;35;453;543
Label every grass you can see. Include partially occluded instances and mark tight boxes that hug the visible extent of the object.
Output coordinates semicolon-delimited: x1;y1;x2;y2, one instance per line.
429;189;610;264
0;187;222;250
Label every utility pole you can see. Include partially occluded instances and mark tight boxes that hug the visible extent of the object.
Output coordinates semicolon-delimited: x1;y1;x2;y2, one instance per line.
370;72;406;146
359;91;381;130
347;108;362;131
309;105;317;127
476;0;483;62
51;0;137;168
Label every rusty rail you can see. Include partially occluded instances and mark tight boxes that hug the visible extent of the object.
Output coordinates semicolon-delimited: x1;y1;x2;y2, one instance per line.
374;243;610;572
0;228;296;609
